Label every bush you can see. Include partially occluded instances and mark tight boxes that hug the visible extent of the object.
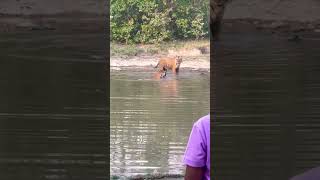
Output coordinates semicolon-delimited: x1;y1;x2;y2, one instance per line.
110;0;209;44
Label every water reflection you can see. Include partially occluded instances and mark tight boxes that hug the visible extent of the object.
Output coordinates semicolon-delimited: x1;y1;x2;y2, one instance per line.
0;31;107;179
213;31;320;180
159;78;179;98
110;70;209;178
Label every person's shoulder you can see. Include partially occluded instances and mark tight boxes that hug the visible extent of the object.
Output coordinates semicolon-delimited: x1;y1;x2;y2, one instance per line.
194;114;210;130
290;166;320;180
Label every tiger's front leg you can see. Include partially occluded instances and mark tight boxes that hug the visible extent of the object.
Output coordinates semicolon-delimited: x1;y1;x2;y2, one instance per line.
172;65;177;74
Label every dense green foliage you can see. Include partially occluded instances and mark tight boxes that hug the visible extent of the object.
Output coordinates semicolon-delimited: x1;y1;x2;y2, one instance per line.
110;0;209;44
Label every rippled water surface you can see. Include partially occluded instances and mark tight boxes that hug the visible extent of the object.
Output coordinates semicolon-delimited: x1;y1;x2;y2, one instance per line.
0;31;107;179
213;31;320;180
110;69;210;178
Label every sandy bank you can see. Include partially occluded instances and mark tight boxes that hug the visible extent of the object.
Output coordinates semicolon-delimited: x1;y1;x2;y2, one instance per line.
224;0;320;22
223;0;320;33
110;54;210;71
0;15;106;33
0;0;107;15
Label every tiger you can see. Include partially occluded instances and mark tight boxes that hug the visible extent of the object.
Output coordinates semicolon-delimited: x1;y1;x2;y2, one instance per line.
154;55;183;74
153;68;167;79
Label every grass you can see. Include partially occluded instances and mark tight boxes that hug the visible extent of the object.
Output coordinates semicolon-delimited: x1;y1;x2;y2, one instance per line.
110;44;144;57
111;38;209;57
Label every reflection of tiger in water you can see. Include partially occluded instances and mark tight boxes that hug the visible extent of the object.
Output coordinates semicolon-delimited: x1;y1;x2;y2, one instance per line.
154;56;183;74
153;68;167;79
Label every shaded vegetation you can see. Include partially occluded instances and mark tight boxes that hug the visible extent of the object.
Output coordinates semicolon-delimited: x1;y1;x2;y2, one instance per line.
111;0;209;44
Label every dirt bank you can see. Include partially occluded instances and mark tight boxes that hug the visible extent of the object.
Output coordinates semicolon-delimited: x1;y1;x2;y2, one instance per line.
222;19;320;34
225;0;320;21
0;15;106;33
0;0;107;32
223;0;320;33
110;54;210;71
0;0;107;15
110;40;210;71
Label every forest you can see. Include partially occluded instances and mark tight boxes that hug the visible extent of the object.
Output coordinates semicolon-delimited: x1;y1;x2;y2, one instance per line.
110;0;209;44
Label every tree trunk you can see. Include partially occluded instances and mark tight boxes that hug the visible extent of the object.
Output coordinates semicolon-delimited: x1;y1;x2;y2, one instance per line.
210;0;230;40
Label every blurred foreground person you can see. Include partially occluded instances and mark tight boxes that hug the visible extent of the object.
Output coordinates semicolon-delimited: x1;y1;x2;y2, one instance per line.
183;114;210;180
290;167;320;180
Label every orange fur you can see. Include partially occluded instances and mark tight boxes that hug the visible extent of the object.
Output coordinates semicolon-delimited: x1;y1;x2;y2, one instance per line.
153;69;167;79
154;56;183;74
159;79;178;97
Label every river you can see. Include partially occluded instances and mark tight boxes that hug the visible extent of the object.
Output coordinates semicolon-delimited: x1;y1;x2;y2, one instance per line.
0;31;108;179
110;69;210;179
213;30;320;180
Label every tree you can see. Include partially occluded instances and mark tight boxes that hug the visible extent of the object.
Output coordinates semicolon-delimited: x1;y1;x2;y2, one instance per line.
111;0;209;44
210;0;231;40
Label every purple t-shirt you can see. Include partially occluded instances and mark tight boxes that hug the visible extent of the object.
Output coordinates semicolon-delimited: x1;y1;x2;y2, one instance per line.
290;166;320;180
183;114;210;180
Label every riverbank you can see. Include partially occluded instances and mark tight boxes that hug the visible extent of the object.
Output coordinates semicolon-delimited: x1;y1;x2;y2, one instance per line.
0;14;105;32
222;19;320;34
110;55;210;71
222;0;320;34
110;40;210;71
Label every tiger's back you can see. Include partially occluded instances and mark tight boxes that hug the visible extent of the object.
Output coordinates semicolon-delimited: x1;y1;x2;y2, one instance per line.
154;56;183;74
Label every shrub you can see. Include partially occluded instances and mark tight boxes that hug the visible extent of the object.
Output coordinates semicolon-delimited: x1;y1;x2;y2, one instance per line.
110;0;209;44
